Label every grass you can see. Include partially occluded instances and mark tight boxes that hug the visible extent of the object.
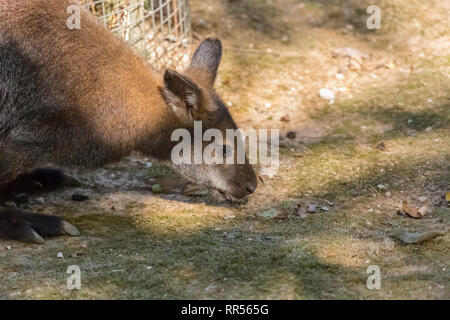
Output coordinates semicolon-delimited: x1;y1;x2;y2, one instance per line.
0;0;449;299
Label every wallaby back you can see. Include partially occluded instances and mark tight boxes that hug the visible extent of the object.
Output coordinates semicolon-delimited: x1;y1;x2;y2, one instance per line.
0;0;174;167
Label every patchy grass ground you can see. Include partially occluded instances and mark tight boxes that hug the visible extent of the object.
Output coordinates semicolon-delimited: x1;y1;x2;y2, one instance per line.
0;0;449;299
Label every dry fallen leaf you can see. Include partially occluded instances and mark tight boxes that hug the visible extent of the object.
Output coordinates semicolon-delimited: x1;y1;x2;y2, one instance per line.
376;141;386;151
446;191;450;202
402;201;426;218
385;60;396;69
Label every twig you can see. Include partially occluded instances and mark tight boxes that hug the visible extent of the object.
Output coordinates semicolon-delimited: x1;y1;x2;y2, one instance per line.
224;46;304;58
224;46;282;57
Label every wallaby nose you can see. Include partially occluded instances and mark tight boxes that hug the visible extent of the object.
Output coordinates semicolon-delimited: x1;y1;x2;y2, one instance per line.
246;184;256;194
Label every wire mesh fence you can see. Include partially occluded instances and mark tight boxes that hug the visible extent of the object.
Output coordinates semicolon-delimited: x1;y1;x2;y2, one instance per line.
81;0;191;71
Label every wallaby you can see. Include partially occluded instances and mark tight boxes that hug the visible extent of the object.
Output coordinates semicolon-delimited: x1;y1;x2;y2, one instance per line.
0;0;257;243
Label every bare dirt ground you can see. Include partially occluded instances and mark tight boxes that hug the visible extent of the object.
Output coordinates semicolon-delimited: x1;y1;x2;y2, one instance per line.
1;0;449;299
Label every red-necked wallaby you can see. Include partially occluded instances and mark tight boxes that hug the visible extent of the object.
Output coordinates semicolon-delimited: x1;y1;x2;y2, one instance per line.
0;0;257;243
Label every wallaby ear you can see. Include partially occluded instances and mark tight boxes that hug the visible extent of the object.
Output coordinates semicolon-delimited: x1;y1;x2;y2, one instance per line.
189;38;222;83
162;69;202;122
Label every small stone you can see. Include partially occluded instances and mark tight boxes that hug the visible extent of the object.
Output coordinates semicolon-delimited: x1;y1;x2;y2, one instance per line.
385;191;392;197
71;193;89;202
264;102;272;108
6;245;12;250
320;206;330;212
377;184;386;190
145;162;152;168
151;184;162;193
418;196;427;202
205;285;216;292
195;18;207;28
35;197;45;206
223;232;239;239
319;88;335;101
280;114;290;122
56;252;64;259
307;204;317;213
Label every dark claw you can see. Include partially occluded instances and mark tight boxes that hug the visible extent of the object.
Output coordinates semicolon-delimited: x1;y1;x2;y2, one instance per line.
61;221;80;236
0;207;79;244
61;173;82;187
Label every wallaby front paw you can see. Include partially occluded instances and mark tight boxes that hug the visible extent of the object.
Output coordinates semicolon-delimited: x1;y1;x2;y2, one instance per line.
7;168;82;194
0;207;79;244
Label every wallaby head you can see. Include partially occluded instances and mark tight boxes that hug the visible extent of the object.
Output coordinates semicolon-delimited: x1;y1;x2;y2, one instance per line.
160;39;257;201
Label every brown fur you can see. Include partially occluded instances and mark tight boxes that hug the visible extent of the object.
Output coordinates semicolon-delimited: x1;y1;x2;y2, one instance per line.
0;0;257;213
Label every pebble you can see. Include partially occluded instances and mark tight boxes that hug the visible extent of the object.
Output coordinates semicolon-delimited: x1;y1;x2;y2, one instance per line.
6;245;12;250
145;162;152;168
307;204;317;213
319;88;335;101
385;191;392;197
57;252;64;259
35;197;45;206
418;196;427;202
195;18;207;28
